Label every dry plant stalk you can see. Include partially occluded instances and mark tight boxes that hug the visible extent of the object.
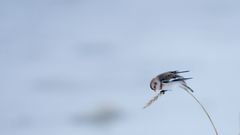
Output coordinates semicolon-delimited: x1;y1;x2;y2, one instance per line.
143;91;164;109
143;86;219;135
180;85;219;135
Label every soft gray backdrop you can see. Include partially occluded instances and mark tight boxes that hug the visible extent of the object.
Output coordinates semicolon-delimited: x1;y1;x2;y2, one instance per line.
1;0;240;135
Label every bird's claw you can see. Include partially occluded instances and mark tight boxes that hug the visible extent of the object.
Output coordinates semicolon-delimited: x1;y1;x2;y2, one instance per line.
160;90;168;95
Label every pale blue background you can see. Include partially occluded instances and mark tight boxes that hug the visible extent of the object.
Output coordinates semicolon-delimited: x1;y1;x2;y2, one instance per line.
1;0;240;135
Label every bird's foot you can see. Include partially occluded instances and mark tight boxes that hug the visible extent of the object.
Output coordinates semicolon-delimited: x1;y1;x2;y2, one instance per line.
160;90;168;95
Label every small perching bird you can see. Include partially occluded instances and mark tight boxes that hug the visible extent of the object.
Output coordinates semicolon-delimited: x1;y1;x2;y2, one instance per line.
144;70;219;135
149;70;193;94
144;70;193;108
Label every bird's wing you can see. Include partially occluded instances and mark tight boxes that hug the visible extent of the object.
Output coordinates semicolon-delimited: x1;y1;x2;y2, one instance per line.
158;70;192;85
162;76;191;83
158;72;183;82
171;77;193;82
164;77;194;92
170;70;190;74
158;72;172;81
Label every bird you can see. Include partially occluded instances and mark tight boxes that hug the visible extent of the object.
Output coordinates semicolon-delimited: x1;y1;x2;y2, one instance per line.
146;71;219;135
150;70;193;94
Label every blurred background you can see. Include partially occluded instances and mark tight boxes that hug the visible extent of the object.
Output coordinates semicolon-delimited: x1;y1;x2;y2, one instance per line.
1;0;240;135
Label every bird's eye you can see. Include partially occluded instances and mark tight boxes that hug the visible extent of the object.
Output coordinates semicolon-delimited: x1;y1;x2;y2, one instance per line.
150;80;157;90
153;82;157;89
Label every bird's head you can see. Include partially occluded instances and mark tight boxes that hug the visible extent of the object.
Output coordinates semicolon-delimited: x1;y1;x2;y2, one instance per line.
150;78;160;92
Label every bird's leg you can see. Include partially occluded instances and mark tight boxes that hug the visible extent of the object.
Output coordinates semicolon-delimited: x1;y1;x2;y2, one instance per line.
160;90;168;95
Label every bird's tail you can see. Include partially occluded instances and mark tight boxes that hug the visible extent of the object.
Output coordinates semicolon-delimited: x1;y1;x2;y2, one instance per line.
172;77;193;82
176;70;190;74
169;77;194;92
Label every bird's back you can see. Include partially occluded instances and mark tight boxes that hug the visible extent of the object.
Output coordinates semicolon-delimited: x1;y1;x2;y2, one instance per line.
157;71;181;82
